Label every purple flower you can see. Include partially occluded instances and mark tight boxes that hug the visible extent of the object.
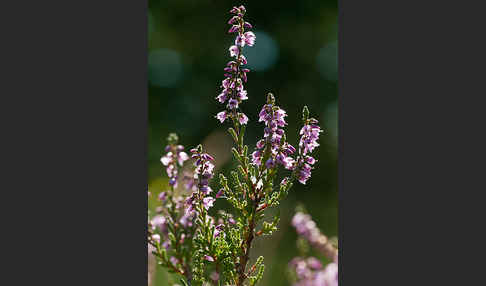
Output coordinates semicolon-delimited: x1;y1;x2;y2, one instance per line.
294;117;322;185
151;215;167;233
296;162;312;184
317;262;338;286
228;16;238;24
214;224;224;237
243;31;256;46
203;197;215;210
160;139;190;188
240;55;247;65
238;89;248;101
306;156;316;165
307;257;323;270
252;150;262;165
299;121;322;156
158;191;167;202
253;97;298;171
238;113;249;125
235;34;245;47
204;255;215;262
179;212;194;228
160;153;171;166
215;189;224;198
222;78;231;89
169;177;177;186
216;91;228;103
162;241;170;250
291;212;337;260
229;46;239;57
170;256;179;266
151;234;160;243
215;6;254;122
216;111;228;123
265;158;275;169
228;98;239;109
228;25;239;33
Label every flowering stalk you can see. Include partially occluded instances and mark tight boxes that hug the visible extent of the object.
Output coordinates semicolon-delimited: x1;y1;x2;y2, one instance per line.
212;7;324;286
216;5;254;154
149;5;328;286
148;133;195;283
292;212;338;261
289;211;338;286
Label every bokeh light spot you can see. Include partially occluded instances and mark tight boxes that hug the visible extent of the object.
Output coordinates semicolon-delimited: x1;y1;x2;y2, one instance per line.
243;31;279;72
148;48;183;87
317;41;338;81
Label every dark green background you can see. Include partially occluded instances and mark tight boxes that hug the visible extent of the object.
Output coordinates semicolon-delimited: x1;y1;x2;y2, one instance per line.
148;1;337;285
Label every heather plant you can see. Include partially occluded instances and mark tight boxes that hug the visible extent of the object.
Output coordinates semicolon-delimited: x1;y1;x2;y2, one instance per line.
148;5;328;286
288;210;338;286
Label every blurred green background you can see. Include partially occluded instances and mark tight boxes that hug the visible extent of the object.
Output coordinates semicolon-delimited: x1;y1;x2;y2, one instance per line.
148;1;337;285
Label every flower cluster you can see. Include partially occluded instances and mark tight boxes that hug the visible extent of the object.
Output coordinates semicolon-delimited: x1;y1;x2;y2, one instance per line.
148;134;198;280
148;6;331;286
186;145;216;211
160;133;189;187
291;212;338;260
295;108;323;184
252;93;296;169
215;5;255;125
289;211;338;286
289;257;338;286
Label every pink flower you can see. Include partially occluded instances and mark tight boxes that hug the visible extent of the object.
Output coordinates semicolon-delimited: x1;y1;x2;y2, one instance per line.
151;234;160;243
238;90;248;101
216;111;227;123
229;45;239;57
216;91;228;103
228;25;239;33
238;113;249;125
178;152;189;166
235;34;245;47
228;16;238;24
215;189;224;198
203;196;215;210
160;153;172;166
204;255;214;262
244;31;256;46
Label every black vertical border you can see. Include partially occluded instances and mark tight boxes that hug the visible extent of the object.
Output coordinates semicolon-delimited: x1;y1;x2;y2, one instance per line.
1;0;149;284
